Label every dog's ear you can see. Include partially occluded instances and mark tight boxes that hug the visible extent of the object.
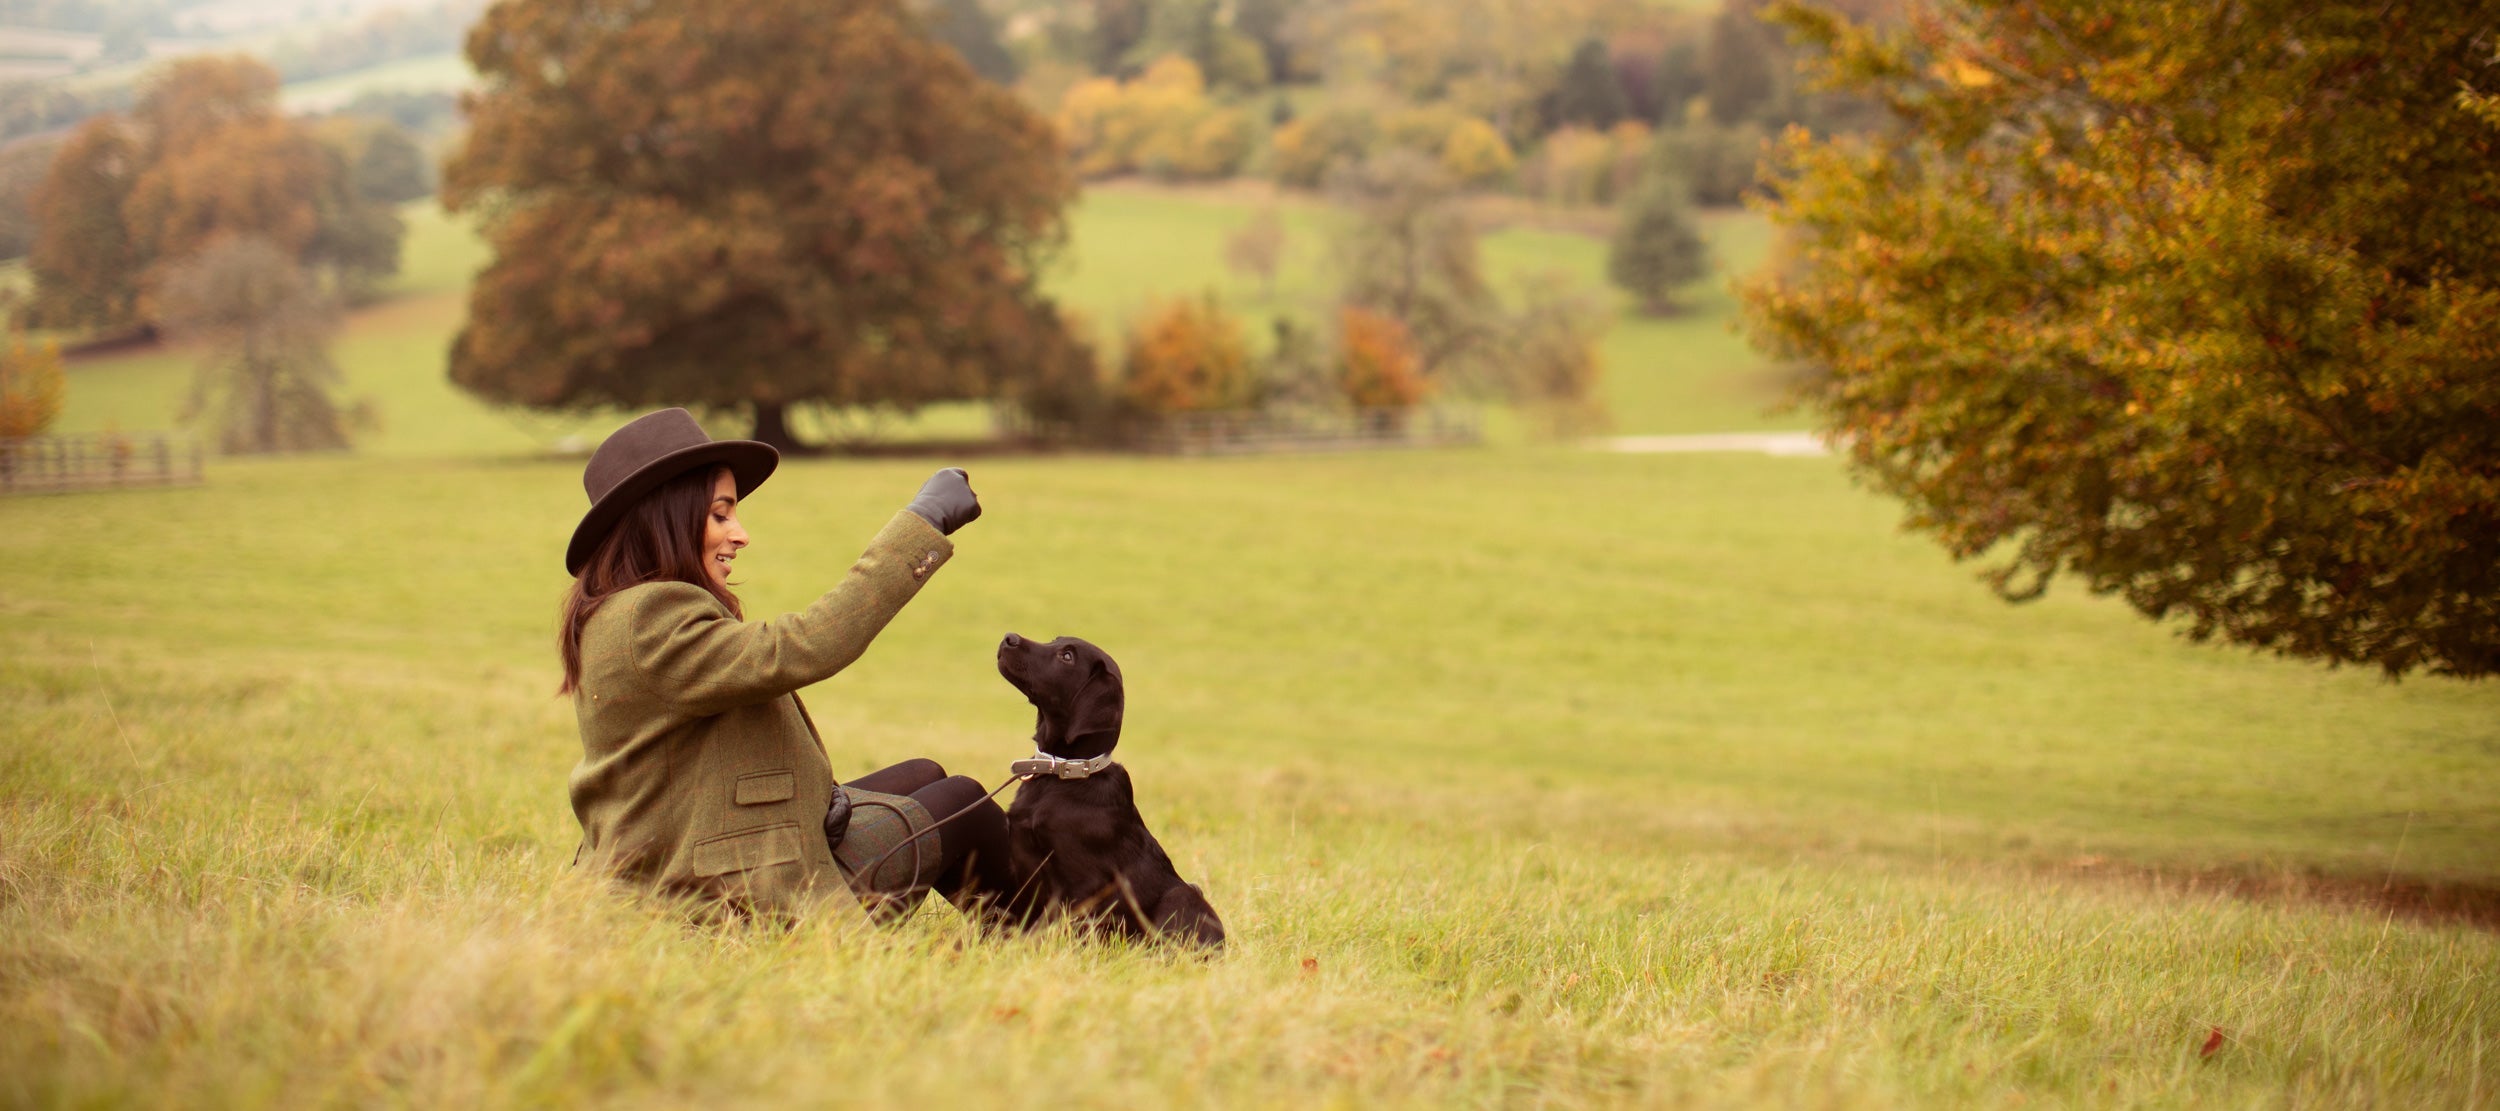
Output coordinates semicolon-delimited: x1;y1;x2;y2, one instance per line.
1068;658;1124;742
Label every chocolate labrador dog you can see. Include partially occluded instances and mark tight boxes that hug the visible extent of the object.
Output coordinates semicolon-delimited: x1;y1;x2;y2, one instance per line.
995;633;1224;948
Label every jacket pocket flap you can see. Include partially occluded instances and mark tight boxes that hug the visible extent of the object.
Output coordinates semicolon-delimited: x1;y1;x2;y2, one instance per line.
733;770;797;805
690;822;803;877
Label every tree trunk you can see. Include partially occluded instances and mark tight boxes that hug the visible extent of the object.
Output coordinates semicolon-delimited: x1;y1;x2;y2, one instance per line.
748;399;808;454
246;330;271;454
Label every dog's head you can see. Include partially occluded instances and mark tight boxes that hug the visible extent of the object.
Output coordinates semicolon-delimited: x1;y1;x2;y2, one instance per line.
997;633;1124;759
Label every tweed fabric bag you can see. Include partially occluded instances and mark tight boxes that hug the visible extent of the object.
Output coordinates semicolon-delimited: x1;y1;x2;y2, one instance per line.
830;785;939;921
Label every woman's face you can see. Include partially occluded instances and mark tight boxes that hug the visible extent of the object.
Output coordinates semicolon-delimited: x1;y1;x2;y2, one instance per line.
703;468;748;586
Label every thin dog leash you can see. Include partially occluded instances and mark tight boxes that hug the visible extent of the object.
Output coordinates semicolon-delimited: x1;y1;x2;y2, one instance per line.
846;772;1024;894
845;748;1115;900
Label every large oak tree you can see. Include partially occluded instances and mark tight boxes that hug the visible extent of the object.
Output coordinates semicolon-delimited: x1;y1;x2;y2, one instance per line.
1741;0;2500;678
443;0;1092;449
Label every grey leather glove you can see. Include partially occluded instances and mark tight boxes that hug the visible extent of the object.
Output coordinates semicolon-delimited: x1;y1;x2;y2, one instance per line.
904;468;981;535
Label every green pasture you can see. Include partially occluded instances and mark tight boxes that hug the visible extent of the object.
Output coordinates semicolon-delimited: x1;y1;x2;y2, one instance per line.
1061;186;1789;435
3;447;2495;1105
54;185;1790;453
9;181;2498;1105
278;50;475;113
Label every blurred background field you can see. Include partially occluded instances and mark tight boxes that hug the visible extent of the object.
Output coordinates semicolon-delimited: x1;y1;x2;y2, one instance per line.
2;0;2495;1105
47;190;1792;452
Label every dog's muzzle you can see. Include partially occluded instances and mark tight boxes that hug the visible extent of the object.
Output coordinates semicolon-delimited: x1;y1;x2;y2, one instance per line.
1010;751;1115;779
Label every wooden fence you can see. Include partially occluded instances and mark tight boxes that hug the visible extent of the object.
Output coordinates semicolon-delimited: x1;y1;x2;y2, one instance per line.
0;432;204;495
1133;405;1482;456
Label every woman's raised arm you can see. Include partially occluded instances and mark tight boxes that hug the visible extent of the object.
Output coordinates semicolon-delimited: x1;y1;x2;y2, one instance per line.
615;510;954;716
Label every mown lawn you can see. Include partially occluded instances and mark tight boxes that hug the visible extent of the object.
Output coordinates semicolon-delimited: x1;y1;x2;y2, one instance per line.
45;204;593;460
10;180;2497;1106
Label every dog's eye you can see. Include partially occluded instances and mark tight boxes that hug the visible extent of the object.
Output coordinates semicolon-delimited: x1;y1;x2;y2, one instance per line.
1058;649;1075;663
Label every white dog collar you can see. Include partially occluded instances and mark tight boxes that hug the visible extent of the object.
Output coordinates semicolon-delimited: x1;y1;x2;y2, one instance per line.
1010;751;1115;779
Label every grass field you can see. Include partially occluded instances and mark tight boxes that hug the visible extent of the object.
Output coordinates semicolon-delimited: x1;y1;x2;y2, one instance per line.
7;183;2497;1106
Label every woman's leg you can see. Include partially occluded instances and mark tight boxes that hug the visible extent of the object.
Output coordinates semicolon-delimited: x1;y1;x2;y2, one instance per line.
844;757;947;796
908;774;1016;923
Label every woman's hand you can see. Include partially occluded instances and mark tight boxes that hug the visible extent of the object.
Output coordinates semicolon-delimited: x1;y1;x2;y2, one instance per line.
905;468;982;535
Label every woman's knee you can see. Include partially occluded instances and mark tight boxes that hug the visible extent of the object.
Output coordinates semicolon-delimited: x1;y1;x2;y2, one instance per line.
846;757;947;794
912;774;987;817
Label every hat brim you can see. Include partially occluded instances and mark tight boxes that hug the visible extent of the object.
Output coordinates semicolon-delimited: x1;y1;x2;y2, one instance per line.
566;439;779;575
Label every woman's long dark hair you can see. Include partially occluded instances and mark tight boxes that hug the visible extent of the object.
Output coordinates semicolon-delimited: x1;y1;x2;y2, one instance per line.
559;465;743;693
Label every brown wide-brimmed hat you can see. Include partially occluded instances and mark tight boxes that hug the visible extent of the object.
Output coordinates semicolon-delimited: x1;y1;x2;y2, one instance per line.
566;408;779;575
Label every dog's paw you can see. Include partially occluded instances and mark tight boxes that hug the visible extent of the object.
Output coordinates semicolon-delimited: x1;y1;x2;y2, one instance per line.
1153;883;1225;950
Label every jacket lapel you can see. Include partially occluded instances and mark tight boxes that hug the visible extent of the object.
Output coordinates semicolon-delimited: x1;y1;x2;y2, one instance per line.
791;692;830;760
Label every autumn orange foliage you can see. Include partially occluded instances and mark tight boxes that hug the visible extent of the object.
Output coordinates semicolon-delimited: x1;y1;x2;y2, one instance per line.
0;333;64;439
1336;305;1428;410
1746;0;2500;677
1056;57;1254;180
1119;295;1254;414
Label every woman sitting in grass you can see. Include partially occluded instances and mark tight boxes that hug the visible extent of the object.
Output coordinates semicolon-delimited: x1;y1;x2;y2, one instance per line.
555;407;1010;924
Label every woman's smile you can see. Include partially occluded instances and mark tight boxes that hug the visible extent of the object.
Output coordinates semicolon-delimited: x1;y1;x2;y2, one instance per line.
704;468;749;586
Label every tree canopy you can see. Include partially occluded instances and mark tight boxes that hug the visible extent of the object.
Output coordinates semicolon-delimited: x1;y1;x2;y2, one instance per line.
1741;0;2500;678
1608;172;1709;313
25;121;143;330
25;55;403;332
443;0;1092;449
925;0;1019;84
1310;0;1640;138
1552;37;1631;129
0;135;65;261
158;236;356;454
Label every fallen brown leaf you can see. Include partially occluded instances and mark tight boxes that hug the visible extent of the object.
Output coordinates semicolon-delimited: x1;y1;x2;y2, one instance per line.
2200;1026;2227;1058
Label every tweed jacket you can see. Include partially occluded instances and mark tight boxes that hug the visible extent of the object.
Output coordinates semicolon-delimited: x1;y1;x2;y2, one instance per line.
567;509;953;919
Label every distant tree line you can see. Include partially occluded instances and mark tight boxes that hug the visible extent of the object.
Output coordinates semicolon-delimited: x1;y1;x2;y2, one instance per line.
258;0;485;87
0;0;190;35
0;81;135;148
23;55;409;333
0;0;480;148
0;85;433;265
972;0;1880;196
941;0;1890;314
